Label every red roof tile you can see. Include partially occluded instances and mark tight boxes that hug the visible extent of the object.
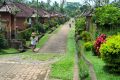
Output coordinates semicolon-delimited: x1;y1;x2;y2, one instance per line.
14;3;34;17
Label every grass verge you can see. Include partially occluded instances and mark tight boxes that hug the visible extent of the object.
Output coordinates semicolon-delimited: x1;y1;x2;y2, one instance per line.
85;51;120;80
78;56;90;80
80;40;120;80
50;27;76;80
77;40;90;80
36;33;49;48
0;48;18;57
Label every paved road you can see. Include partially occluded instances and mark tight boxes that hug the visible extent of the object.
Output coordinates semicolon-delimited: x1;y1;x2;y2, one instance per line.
0;62;50;80
38;21;71;53
0;20;72;80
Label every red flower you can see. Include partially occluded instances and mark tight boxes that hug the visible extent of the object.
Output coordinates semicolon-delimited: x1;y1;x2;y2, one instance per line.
94;34;106;56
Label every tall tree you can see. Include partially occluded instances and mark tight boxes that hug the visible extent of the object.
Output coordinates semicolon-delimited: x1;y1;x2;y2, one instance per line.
84;0;110;7
64;2;81;17
51;1;60;12
46;0;51;11
40;1;46;8
60;0;66;13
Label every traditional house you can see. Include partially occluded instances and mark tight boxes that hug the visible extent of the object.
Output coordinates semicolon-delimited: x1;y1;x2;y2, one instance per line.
0;2;36;39
0;2;19;39
50;11;65;20
14;2;35;31
50;11;59;20
32;8;50;24
0;1;63;40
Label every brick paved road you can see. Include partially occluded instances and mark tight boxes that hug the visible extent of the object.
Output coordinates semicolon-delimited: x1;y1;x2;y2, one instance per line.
0;62;50;80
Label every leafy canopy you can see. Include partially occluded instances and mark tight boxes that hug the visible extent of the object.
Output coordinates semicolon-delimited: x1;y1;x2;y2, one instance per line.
94;5;120;26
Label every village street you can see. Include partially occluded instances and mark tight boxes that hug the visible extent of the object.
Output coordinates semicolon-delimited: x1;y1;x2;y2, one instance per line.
0;20;72;80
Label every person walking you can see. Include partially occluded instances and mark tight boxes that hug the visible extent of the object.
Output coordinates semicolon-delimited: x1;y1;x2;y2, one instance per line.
30;32;37;52
69;23;71;28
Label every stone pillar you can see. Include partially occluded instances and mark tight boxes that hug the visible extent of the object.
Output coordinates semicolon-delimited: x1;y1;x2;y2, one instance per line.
86;15;92;31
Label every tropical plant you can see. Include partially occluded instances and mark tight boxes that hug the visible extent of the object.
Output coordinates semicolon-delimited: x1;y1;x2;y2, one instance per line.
80;31;92;42
100;35;120;73
18;28;33;41
0;34;8;49
93;5;120;27
94;34;106;56
75;17;86;34
84;42;93;51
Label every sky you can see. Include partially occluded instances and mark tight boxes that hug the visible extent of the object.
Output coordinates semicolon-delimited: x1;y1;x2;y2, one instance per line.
36;0;84;4
30;0;114;4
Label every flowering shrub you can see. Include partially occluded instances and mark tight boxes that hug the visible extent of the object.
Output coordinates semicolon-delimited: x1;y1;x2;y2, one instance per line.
100;35;120;72
94;34;106;56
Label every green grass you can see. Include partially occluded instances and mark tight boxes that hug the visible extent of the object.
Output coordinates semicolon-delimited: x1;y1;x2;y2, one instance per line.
83;47;120;80
52;25;62;34
78;56;90;80
26;41;30;47
0;48;18;57
36;33;50;48
50;27;76;80
77;40;90;80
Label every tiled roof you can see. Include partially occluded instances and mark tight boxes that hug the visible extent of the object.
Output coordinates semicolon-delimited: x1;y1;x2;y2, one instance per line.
83;10;93;17
0;2;62;18
50;11;64;17
14;3;34;17
32;8;50;18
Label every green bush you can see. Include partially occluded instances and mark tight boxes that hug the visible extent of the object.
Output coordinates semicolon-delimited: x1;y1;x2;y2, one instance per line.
18;28;33;41
58;18;65;24
100;35;120;72
33;23;45;33
84;42;93;51
43;23;49;31
75;17;86;33
94;5;120;26
49;19;58;27
80;31;92;42
0;34;8;49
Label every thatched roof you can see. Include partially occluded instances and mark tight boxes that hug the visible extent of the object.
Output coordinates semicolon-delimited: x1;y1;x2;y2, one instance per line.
0;1;20;15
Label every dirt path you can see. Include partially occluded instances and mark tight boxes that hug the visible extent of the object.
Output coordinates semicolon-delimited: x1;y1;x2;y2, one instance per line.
38;21;71;53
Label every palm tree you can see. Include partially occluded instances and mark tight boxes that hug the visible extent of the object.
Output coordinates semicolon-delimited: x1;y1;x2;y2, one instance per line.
46;0;51;11
52;1;60;12
84;0;110;7
60;0;66;13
